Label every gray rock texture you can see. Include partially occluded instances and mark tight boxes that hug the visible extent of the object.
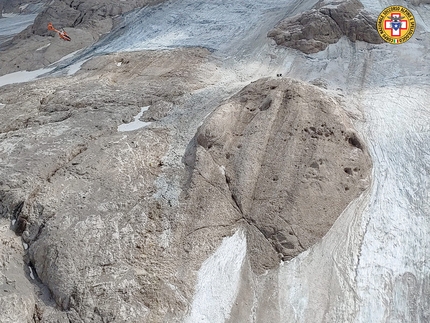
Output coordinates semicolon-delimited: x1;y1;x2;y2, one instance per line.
0;48;371;321
0;0;42;16
0;0;166;75
0;0;383;321
410;0;430;4
29;0;164;37
0;219;35;323
268;0;383;54
0;48;213;322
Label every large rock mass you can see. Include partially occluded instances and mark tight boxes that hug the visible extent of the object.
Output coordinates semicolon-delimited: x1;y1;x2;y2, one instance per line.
186;77;371;273
268;0;383;54
0;47;371;320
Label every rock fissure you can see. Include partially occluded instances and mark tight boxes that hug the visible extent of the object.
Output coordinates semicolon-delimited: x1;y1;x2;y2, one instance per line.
46;144;88;182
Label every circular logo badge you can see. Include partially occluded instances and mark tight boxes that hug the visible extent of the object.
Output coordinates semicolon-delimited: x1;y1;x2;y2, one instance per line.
377;6;416;44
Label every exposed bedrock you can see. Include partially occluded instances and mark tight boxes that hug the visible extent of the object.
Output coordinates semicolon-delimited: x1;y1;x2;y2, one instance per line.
268;0;383;54
185;77;372;273
0;48;212;322
0;53;372;320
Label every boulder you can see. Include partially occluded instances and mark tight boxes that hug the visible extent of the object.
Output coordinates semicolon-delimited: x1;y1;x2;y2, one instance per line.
185;77;372;273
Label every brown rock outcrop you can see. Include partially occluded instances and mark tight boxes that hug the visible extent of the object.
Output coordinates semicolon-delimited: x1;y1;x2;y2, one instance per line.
186;77;372;273
268;0;383;54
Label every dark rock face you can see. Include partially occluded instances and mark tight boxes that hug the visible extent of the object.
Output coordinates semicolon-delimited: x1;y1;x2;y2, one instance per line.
0;0;43;20
0;0;40;15
186;77;372;273
268;0;383;54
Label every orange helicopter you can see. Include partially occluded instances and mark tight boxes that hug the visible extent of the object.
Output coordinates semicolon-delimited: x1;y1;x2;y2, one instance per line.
47;22;71;41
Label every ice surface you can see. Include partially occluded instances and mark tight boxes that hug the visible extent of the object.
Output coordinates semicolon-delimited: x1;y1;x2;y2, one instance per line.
117;106;151;132
186;230;247;323
0;13;37;44
0;67;56;87
67;58;91;75
354;87;430;322
274;2;430;321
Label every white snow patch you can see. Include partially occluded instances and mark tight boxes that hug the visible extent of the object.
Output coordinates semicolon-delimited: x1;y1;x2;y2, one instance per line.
1;13;18;18
0;50;87;88
0;13;37;36
11;219;16;226
52;50;81;64
118;106;151;132
28;266;35;280
36;43;51;51
23;242;28;250
219;165;226;176
19;4;29;11
0;67;55;87
186;230;247;323
67;58;91;76
116;62;122;67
